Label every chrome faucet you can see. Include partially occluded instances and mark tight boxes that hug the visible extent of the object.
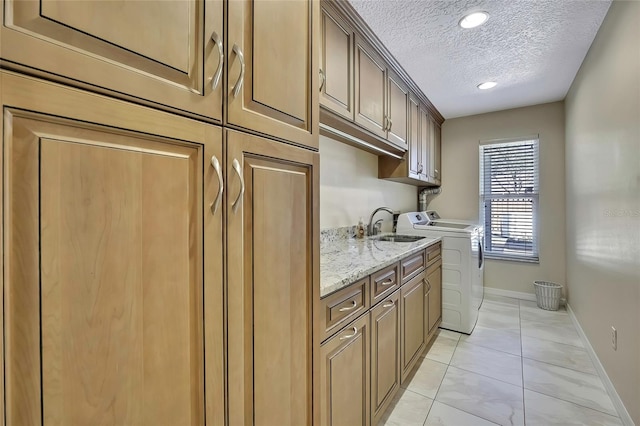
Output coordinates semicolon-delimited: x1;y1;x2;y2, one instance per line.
367;207;396;236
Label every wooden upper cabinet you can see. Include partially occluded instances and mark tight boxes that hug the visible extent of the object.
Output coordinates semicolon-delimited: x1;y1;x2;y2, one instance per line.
226;0;318;149
354;35;387;138
226;129;318;425
431;119;442;184
419;106;431;180
387;71;409;149
1;71;224;425
0;0;224;122
408;96;421;179
319;2;354;121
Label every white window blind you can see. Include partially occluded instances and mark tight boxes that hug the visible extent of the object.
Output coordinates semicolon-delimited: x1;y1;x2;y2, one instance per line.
479;138;539;262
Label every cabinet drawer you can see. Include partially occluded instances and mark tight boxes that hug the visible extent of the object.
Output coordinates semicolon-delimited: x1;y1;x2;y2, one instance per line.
426;242;441;265
320;277;370;342
371;263;400;306
400;250;425;283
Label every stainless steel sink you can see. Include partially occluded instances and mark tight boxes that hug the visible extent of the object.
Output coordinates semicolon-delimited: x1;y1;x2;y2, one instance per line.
373;235;425;243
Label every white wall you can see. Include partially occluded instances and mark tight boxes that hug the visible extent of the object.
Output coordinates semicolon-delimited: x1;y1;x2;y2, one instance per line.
319;135;417;229
565;1;640;423
429;102;566;294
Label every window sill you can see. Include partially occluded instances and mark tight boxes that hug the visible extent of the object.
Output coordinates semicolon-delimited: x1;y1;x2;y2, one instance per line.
485;254;539;264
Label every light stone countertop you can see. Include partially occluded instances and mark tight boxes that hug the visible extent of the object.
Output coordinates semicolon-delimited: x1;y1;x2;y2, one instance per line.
320;233;441;298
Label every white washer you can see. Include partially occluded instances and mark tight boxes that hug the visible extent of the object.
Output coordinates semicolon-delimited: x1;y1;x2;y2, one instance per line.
396;211;484;334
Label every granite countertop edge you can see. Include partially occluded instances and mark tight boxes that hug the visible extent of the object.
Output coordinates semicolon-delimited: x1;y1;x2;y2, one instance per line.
320;235;442;298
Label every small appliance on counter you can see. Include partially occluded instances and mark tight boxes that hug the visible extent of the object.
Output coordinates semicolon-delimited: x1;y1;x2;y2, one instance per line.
396;211;484;334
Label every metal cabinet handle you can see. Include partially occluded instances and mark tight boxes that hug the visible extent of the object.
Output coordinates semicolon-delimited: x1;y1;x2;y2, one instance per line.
231;158;245;213
388;117;393;131
382;301;395;308
383;115;388;131
211;31;224;90
210;155;223;214
434;169;439;175
418;163;423;173
232;44;245;98
426;278;432;292
319;69;326;92
381;279;394;286
339;326;358;340
338;300;357;312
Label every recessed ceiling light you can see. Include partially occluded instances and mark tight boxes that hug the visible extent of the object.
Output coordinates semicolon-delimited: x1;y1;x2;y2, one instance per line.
459;11;489;29
477;81;497;90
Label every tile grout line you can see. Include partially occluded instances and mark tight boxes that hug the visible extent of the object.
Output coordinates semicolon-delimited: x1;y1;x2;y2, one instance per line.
520;354;599;377
423;332;503;426
519;300;527;426
422;331;461;425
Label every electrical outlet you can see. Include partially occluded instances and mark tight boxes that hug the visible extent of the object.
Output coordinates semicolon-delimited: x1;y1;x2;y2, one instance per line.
611;326;617;350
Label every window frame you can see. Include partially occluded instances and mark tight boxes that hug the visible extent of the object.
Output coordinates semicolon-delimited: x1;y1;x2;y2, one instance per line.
479;136;540;263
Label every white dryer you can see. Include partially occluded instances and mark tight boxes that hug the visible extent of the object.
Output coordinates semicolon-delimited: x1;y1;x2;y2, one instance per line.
396;211;484;334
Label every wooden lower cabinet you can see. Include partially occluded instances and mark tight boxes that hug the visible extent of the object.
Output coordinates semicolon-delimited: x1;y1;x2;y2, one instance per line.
320;314;370;426
427;259;443;333
400;273;427;383
0;71;224;425
226;129;319;425
370;290;401;425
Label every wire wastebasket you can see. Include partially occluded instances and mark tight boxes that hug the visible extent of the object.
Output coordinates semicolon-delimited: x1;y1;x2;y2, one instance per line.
533;281;563;311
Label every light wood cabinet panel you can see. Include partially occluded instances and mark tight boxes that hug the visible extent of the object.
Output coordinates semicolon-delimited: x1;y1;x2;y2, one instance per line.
400;273;426;383
320;277;369;342
0;71;224;425
320;314;370;426
387;71;409;149
226;129;318;425
408;95;421;179
377;93;422;183
320;2;354;121
419;106;431;180
430;119;442;184
370;291;400;425
427;259;443;333
354;35;387;138
227;0;318;148
0;0;223;122
400;250;426;283
371;263;400;306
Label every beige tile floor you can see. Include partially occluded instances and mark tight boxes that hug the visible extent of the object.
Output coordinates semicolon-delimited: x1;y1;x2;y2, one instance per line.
378;294;623;426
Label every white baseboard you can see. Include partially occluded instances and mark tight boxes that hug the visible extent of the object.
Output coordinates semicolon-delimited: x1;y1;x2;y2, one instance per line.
566;304;635;426
484;287;567;305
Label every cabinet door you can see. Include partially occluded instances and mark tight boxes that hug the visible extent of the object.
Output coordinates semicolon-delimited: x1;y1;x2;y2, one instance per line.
431;120;442;184
0;0;223;122
408;95;421;179
226;129;318;426
320;314;370;426
370;291;400;425
1;71;224;425
400;273;426;382
419;106;431;180
227;0;318;148
354;35;387;138
427;260;443;333
320;3;354;121
387;71;409;149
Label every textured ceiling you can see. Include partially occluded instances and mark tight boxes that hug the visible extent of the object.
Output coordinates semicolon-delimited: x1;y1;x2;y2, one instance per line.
349;0;611;119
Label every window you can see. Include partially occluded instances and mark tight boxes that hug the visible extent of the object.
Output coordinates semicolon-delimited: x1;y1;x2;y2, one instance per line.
479;137;539;262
